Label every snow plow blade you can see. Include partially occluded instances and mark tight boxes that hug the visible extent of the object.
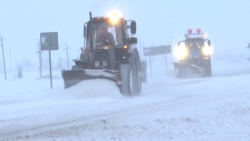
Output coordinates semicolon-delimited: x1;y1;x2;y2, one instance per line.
61;69;119;88
172;62;204;75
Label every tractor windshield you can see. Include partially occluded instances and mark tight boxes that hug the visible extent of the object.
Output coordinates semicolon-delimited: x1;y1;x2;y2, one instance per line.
89;21;123;48
185;38;204;49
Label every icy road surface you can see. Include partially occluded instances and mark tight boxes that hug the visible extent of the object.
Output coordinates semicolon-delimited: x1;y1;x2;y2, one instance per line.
0;61;250;141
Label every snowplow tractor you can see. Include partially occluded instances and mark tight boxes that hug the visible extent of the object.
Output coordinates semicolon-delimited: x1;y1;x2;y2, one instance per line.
61;11;145;95
172;29;212;78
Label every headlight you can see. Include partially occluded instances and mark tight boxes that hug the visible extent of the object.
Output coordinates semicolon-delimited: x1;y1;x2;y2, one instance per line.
174;46;188;60
202;46;213;55
103;46;109;50
107;10;122;24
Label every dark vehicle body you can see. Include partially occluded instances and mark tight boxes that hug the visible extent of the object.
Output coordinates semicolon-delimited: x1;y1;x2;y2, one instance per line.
61;12;146;96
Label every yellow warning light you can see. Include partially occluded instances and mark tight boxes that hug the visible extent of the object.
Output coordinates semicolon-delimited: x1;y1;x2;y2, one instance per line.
107;10;122;24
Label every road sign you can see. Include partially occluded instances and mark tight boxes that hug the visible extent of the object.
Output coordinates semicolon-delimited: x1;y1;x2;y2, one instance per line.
143;45;172;74
39;32;59;89
143;45;171;56
40;32;59;51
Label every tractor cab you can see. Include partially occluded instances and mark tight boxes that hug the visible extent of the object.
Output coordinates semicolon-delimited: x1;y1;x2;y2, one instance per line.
185;29;211;55
84;17;137;48
82;12;137;70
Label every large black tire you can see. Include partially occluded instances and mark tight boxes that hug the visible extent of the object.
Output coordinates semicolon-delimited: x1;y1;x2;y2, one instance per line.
131;51;141;94
119;64;131;95
120;52;141;96
203;58;212;77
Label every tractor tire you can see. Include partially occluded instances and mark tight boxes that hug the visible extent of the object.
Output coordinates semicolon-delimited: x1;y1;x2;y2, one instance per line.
119;64;131;95
119;54;141;96
131;51;141;95
203;58;212;77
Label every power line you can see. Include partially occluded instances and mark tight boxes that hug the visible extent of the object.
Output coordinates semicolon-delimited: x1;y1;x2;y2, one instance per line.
0;34;7;80
64;43;70;69
9;48;11;72
36;39;42;77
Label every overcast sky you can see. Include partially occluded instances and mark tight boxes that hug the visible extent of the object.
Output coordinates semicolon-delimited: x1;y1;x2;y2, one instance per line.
1;0;250;70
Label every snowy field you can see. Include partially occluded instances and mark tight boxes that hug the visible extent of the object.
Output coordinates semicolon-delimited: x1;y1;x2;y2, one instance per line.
0;58;250;141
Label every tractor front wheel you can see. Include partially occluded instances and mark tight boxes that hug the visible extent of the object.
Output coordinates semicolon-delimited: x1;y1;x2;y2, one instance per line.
203;58;212;77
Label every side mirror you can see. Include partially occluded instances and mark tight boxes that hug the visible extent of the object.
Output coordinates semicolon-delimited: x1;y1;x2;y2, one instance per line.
131;21;136;34
83;25;87;37
207;40;211;46
127;37;137;44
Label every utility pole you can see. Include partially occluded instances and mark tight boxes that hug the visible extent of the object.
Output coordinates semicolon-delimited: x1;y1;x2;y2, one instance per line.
139;42;142;58
169;32;173;62
9;48;11;72
170;33;172;46
36;39;42;77
164;43;167;70
0;34;7;80
215;38;217;55
64;43;70;69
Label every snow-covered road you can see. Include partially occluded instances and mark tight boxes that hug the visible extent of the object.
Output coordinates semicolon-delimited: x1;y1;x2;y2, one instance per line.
0;61;250;141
